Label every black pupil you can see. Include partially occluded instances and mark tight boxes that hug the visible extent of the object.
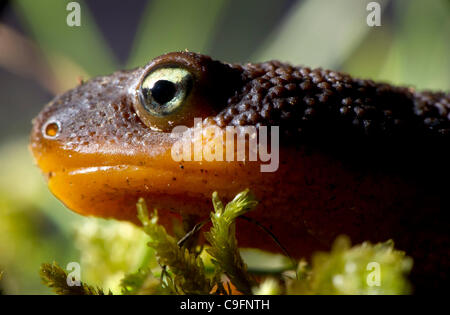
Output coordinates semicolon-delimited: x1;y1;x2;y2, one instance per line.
150;80;177;104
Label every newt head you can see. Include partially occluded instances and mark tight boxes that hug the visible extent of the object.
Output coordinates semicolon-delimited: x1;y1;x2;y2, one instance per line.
29;52;279;228
29;51;450;263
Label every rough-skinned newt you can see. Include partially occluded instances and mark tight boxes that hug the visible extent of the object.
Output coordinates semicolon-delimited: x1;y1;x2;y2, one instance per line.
30;52;449;291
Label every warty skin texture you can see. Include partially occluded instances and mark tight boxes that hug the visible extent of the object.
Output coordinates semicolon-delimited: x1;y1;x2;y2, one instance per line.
30;52;450;292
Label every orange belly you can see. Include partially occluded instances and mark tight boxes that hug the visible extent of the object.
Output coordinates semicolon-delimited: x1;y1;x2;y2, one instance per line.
35;140;437;259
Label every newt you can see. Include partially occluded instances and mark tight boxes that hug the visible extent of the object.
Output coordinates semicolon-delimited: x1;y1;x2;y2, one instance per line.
30;52;450;291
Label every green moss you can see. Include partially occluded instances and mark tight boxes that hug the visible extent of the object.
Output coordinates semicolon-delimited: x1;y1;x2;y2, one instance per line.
205;189;258;294
40;190;413;295
40;262;111;295
136;199;212;294
120;268;167;295
286;236;413;295
0;270;3;295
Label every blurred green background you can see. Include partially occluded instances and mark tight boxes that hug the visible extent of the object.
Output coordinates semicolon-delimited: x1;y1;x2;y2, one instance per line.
0;0;448;294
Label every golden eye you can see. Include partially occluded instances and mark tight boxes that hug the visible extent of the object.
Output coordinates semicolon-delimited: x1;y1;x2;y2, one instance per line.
138;67;193;117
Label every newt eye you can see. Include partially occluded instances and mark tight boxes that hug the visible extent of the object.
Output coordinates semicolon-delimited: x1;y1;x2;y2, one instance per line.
138;67;193;117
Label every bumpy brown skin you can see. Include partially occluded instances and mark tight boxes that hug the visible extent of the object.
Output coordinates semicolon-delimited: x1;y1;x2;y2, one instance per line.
219;60;450;138
30;52;450;292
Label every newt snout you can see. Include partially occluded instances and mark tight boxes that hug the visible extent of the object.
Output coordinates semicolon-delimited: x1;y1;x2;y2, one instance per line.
30;51;450;290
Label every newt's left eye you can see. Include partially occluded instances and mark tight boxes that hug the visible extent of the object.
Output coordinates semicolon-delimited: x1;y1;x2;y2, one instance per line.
134;53;225;131
138;67;193;117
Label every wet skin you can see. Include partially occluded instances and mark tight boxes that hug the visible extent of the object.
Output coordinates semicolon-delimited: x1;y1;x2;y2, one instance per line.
30;52;450;291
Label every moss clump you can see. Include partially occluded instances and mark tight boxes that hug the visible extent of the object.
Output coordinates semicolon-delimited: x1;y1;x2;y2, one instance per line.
136;199;212;294
40;262;111;295
39;190;413;295
286;236;413;295
205;190;257;294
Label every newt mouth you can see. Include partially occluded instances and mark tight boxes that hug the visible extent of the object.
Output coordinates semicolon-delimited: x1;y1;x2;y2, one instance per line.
29;121;278;223
29;134;341;257
34;144;265;223
46;163;208;223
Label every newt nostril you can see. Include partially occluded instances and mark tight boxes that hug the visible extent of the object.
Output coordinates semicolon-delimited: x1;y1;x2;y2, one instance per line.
42;120;61;139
